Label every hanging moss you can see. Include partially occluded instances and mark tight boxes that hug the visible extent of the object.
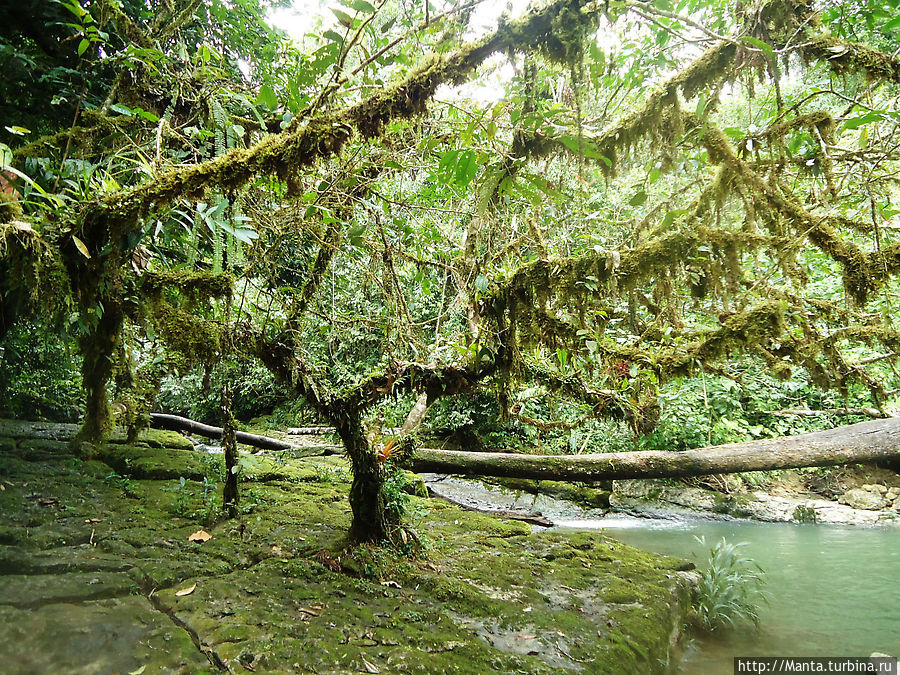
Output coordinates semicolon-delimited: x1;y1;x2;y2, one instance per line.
0;220;72;322
802;36;900;84
761;111;834;143
694;115;882;305
537;0;599;66
150;300;224;367
672;43;738;102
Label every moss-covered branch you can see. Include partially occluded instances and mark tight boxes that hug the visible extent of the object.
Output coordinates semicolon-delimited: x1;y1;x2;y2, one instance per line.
12;111;141;162
693;115;900;304
802;35;900;84
88;0;605;222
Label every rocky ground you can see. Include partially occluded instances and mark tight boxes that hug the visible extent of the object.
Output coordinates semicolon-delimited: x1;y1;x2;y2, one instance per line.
0;419;695;674
610;465;900;526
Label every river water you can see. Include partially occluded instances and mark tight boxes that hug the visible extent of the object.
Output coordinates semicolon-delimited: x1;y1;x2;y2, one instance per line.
576;517;900;671
423;476;900;670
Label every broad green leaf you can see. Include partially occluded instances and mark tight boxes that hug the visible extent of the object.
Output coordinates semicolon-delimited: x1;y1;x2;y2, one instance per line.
629;190;648;207
331;8;354;26
257;84;278;110
739;36;774;59
843;113;884;130
77;38;90;56
661;208;688;228
349;0;376;13
136;108;159;123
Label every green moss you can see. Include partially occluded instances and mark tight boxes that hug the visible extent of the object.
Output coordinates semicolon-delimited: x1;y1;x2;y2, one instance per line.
142;270;233;302
96;443;207;480
0;418;694;673
803;36;900;83
149;301;224;367
793;504;817;523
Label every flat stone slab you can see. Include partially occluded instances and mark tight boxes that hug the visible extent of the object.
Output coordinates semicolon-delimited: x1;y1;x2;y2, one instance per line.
0;571;139;609
0;596;210;674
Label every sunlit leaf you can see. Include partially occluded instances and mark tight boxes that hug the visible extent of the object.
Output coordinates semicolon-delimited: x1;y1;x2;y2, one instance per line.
349;0;376;13
629;190;648;207
72;235;91;259
175;582;197;596
188;530;212;542
739;36;773;59
843;113;884;130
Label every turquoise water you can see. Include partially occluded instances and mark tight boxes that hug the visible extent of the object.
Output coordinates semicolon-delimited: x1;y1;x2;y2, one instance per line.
423;476;900;670
592;518;900;671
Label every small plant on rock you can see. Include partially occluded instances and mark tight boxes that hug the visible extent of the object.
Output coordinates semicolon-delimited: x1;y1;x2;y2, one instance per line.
694;536;767;632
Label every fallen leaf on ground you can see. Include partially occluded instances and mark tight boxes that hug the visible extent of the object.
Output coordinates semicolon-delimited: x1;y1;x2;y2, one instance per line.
175;583;197;597
361;658;380;673
128;666;147;675
85;518;101;524
188;529;212;542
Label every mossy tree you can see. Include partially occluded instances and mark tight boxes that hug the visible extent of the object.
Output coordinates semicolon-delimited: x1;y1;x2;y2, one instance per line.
3;0;900;542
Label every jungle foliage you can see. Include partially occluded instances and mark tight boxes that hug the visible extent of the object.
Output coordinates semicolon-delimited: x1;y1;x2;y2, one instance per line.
2;0;900;542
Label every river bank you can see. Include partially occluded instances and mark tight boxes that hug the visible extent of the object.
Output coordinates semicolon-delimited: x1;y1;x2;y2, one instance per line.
0;419;695;673
416;473;900;668
610;464;900;526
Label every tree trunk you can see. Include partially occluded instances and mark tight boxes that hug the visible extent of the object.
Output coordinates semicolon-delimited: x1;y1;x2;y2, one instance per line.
410;417;900;482
221;384;239;519
76;302;123;446
400;392;430;435
335;415;397;544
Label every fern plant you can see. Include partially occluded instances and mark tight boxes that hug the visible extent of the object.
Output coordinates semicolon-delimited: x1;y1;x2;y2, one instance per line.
694;536;768;632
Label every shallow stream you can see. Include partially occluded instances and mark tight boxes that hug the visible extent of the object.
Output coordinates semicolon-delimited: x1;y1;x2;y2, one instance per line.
423;475;900;670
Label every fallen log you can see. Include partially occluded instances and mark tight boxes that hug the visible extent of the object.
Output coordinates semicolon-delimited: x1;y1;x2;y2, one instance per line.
765;407;892;419
287;426;335;435
149;413;338;457
410;417;900;482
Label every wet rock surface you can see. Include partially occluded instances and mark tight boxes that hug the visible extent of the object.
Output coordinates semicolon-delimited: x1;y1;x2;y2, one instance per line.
0;420;694;674
612;475;900;526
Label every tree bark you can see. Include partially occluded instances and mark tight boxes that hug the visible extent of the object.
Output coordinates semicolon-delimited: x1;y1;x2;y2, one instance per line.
410;417;900;482
221;384;239;519
76;302;124;445
765;408;890;419
334;415;397;544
